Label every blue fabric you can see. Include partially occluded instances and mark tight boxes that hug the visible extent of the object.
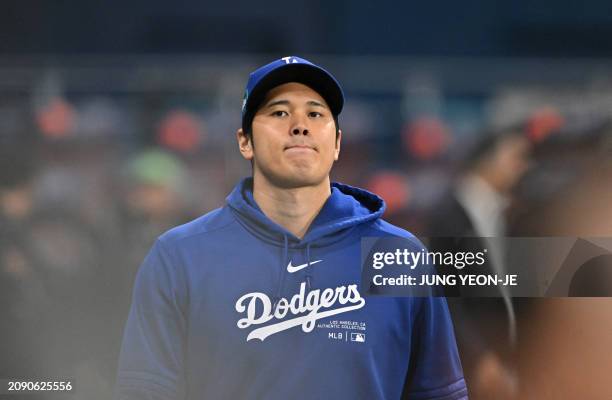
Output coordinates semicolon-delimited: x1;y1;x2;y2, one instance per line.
115;178;467;400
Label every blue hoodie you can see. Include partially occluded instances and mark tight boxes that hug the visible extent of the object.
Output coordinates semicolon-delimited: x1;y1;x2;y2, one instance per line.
115;178;467;400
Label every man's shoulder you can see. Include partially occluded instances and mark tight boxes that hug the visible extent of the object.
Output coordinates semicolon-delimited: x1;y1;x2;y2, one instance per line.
365;218;426;249
158;205;236;246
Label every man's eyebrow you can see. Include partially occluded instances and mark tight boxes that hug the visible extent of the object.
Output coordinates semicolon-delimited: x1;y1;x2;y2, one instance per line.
307;100;328;108
263;99;290;109
262;99;330;109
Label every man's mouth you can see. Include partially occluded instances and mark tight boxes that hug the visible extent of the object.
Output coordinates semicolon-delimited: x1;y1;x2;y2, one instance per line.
285;144;317;152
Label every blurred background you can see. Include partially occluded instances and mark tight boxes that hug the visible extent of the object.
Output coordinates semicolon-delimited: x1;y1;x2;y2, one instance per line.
1;1;612;399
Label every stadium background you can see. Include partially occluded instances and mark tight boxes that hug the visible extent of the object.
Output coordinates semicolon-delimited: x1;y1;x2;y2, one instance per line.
1;1;612;399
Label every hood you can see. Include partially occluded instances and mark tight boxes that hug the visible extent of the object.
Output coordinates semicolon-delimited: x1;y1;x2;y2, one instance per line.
226;177;385;248
227;177;385;303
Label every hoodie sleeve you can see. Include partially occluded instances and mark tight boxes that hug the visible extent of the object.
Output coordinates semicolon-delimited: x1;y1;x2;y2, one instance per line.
403;296;468;400
114;238;188;400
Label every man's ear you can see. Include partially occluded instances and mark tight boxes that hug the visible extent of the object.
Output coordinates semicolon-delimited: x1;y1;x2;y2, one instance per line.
237;128;253;160
334;129;342;161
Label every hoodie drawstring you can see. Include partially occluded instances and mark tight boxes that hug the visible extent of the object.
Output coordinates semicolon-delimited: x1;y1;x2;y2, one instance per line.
305;242;313;290
273;234;289;312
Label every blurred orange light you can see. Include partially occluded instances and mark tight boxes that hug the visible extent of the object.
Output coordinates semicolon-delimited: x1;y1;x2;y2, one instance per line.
158;110;204;153
365;171;411;214
527;107;564;143
403;117;451;160
36;97;76;138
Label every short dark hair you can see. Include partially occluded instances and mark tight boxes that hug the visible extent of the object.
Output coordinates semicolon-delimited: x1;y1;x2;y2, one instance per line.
462;124;526;172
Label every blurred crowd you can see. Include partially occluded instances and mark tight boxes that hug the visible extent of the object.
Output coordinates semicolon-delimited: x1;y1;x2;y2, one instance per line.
1;58;612;399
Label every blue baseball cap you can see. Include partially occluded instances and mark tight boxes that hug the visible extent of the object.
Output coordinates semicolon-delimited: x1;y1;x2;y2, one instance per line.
241;56;344;132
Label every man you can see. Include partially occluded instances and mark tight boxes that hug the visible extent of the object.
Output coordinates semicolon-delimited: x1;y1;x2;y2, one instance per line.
428;129;532;399
115;56;467;400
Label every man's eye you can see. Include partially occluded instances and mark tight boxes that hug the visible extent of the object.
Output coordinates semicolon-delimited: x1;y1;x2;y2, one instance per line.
309;111;323;118
271;110;288;117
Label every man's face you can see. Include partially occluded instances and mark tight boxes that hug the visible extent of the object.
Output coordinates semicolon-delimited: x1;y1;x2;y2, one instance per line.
237;82;341;189
493;134;532;192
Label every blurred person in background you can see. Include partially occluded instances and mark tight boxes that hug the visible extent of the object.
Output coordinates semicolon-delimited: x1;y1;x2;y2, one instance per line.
0;146;43;377
0;142;115;398
117;148;196;280
112;147;197;363
428;126;533;400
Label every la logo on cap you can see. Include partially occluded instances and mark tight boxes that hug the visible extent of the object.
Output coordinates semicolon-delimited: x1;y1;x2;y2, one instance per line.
281;56;299;64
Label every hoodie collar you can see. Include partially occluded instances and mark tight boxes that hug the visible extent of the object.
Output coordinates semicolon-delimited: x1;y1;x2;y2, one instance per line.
226;177;385;247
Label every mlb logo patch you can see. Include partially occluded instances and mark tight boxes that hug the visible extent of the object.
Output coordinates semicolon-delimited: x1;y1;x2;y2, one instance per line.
351;332;366;343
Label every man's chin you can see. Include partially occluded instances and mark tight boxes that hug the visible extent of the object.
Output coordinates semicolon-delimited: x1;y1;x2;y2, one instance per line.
267;172;328;190
253;163;332;190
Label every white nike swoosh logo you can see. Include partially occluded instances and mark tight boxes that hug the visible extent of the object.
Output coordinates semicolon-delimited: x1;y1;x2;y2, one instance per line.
287;259;323;273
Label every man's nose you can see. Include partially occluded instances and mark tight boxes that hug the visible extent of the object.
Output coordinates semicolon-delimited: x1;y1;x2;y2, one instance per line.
290;114;309;135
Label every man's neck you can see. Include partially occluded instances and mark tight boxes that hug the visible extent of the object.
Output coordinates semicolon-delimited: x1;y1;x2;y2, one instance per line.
252;177;331;239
